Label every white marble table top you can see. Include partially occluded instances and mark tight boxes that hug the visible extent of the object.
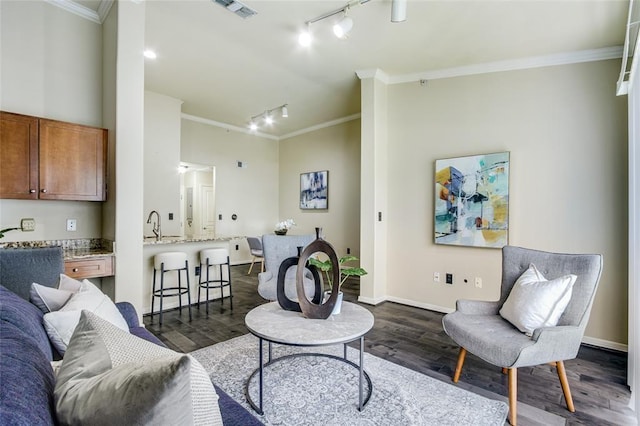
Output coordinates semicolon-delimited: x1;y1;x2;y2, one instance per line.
245;301;375;346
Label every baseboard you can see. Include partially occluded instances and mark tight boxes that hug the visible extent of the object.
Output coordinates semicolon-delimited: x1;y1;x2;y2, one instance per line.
582;336;628;353
357;295;387;305
358;294;627;352
385;296;456;314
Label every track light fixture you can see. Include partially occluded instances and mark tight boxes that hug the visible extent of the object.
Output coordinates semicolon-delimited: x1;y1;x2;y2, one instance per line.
298;0;370;46
333;9;353;38
249;104;288;130
391;0;407;23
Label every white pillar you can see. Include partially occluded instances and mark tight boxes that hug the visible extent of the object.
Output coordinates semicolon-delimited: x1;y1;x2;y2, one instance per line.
356;69;389;305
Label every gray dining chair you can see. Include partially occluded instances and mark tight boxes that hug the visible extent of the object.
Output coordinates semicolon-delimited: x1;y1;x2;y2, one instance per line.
246;237;264;275
257;234;316;301
442;245;603;426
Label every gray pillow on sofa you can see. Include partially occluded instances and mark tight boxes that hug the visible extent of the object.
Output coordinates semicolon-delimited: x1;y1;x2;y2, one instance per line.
54;310;223;426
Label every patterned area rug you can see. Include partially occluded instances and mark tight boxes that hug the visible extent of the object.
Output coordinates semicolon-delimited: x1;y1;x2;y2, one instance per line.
191;334;509;426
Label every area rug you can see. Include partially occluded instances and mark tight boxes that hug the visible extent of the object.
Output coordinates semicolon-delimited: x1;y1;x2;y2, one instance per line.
191;334;509;426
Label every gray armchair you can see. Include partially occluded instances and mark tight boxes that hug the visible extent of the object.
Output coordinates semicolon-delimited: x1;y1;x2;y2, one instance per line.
442;246;603;426
257;234;317;301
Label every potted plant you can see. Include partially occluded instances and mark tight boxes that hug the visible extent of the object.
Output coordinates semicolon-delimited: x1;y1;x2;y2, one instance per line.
274;219;295;235
0;227;20;240
308;255;367;314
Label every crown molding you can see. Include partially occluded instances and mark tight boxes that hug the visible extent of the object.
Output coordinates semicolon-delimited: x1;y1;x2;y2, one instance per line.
356;69;390;83
389;46;624;84
280;113;361;140
181;113;279;141
97;0;114;23
45;0;101;24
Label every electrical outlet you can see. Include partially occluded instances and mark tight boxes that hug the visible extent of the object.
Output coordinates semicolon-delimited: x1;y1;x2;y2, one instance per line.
347;248;351;254
20;218;35;231
446;273;453;284
195;266;201;276
168;213;174;220
475;277;482;288
66;219;77;232
433;272;440;282
235;244;239;250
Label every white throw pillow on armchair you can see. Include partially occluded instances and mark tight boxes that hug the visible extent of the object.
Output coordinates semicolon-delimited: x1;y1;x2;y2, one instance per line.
499;263;577;335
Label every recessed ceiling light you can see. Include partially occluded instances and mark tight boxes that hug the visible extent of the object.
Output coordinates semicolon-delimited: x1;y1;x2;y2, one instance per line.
143;49;157;59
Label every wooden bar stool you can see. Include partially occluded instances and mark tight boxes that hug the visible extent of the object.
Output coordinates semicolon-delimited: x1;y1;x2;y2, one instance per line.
151;251;192;325
198;248;232;314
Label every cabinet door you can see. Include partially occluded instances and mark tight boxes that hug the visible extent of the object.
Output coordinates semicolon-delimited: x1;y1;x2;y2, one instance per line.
39;119;107;201
0;112;39;199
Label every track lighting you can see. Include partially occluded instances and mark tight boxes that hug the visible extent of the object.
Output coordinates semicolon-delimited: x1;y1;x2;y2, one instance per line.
333;11;353;38
391;0;407;23
248;104;288;131
298;0;370;46
298;24;312;47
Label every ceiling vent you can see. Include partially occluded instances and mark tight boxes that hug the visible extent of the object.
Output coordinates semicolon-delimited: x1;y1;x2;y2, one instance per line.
212;0;257;19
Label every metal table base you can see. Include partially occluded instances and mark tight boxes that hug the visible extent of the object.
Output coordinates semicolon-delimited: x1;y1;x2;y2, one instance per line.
244;336;373;415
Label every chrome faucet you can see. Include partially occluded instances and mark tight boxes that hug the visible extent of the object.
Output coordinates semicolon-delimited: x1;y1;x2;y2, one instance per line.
146;210;162;241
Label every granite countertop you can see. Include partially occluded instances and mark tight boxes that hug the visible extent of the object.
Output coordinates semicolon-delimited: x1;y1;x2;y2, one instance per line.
0;238;114;260
143;235;241;245
63;248;115;260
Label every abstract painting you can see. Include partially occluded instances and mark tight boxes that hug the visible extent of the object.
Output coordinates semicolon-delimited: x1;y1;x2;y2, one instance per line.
435;152;509;248
300;170;328;209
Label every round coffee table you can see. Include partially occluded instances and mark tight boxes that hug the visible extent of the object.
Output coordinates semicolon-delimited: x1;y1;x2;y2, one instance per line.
244;301;375;415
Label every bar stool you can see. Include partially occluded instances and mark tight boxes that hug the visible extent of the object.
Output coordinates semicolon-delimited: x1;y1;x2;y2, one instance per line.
198;248;232;314
151;251;192;325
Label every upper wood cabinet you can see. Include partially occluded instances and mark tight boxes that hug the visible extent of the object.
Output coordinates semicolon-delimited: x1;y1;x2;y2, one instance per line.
0;112;39;199
0;112;107;201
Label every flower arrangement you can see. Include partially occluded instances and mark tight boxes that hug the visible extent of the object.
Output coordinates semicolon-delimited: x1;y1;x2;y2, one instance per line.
274;219;296;235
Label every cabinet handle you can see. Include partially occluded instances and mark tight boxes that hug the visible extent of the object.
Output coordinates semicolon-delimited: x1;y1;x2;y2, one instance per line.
41;189;47;193
72;268;79;272
30;189;36;193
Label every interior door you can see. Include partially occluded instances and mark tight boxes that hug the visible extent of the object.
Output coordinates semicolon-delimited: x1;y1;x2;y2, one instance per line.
201;184;215;236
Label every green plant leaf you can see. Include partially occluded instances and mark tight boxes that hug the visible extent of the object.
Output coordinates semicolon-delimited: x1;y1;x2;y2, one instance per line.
339;255;359;264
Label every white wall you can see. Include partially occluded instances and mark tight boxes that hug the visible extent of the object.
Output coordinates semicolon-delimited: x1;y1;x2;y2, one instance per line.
180;118;280;259
144;91;183;237
279;120;362;259
0;1;104;241
370;60;628;347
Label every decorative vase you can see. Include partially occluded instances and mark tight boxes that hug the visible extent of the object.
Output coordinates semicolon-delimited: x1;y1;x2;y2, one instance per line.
324;290;343;315
274;229;287;235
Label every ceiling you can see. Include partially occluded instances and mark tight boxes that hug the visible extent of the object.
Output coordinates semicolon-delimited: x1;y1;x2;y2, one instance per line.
72;0;630;138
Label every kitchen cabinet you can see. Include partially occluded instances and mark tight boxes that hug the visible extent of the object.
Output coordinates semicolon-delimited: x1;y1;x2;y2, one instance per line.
64;256;114;279
0;112;39;199
0;111;107;201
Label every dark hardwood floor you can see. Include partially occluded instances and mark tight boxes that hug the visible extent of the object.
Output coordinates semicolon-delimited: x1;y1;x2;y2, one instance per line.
144;264;636;426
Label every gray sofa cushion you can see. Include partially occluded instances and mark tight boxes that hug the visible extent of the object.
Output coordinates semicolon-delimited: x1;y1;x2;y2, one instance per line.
0;284;53;361
0;247;64;300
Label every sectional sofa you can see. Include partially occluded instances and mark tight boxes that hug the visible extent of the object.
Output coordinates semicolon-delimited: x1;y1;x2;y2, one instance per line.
0;247;261;425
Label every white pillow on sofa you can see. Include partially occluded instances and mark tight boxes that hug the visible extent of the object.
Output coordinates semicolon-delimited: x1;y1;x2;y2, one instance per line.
499;263;577;335
54;311;222;426
30;274;83;313
43;279;128;355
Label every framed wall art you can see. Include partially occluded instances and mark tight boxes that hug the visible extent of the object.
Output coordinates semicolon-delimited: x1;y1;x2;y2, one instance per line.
434;152;509;248
300;170;328;210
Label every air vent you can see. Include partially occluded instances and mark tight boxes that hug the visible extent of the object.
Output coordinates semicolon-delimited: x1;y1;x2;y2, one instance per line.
212;0;257;19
